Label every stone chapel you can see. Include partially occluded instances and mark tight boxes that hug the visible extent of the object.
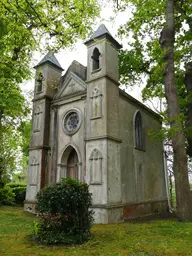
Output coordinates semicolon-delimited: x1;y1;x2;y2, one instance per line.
24;24;169;223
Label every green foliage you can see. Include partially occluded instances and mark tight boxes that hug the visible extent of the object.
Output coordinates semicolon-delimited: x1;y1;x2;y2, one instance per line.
0;125;29;187
118;0;192;145
118;0;192;89
11;169;28;184
18;120;32;158
0;0;99;186
10;120;33;184
14;188;26;205
0;186;15;206
7;183;26;188
0;183;26;205
7;183;26;204
32;178;94;245
0;0;99;87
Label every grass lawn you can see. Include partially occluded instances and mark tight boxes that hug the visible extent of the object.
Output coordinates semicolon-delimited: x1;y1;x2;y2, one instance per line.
0;206;192;256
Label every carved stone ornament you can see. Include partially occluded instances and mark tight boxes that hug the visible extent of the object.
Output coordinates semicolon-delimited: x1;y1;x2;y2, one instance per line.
89;148;103;185
63;108;82;135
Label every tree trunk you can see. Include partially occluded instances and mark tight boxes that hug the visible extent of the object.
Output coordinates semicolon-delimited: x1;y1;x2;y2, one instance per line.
160;0;192;220
184;62;192;157
0;110;4;188
168;172;173;208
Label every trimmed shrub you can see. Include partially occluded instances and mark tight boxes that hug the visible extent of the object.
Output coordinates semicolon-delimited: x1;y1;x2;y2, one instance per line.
32;178;94;245
7;183;26;188
0;186;15;205
12;187;26;204
7;184;26;204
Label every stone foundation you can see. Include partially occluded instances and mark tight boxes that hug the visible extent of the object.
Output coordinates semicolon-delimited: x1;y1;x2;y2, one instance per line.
92;200;169;224
24;200;37;213
24;199;169;223
92;205;124;224
123;200;169;220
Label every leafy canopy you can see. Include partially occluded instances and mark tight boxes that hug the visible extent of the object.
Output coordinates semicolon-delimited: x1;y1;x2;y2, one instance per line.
0;0;100;185
118;0;192;101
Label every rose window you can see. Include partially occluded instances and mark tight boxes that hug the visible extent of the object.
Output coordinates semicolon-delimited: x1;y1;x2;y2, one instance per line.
63;109;81;135
66;113;79;132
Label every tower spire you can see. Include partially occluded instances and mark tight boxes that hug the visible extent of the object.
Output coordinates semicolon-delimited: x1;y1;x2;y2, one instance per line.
34;51;64;71
84;24;122;50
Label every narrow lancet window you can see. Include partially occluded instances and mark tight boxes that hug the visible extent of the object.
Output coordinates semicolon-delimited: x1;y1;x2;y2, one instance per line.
92;48;100;71
135;111;144;149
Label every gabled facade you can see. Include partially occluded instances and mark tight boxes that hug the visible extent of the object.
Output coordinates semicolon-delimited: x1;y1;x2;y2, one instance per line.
24;24;169;223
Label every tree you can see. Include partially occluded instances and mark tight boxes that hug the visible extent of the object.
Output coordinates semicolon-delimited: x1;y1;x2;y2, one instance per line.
0;0;99;186
184;62;192;157
0;86;28;187
11;120;32;184
160;0;192;221
0;126;22;187
118;0;192;220
0;0;99;85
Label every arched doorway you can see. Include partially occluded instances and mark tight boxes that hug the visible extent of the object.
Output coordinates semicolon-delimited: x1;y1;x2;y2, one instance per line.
57;145;82;182
67;148;78;179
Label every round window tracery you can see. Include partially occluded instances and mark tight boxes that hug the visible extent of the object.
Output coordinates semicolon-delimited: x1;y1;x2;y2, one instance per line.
63;109;81;135
66;112;79;131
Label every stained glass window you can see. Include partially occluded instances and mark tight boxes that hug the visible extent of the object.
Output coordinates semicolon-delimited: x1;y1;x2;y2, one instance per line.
63;109;81;135
66;112;79;132
135;111;144;149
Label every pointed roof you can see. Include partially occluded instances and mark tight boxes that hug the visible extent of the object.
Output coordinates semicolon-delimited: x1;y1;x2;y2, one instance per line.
90;24;112;39
84;24;122;49
61;60;87;84
34;51;64;71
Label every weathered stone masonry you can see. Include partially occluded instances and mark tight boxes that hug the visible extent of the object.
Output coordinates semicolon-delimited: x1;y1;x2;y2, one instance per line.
24;24;169;223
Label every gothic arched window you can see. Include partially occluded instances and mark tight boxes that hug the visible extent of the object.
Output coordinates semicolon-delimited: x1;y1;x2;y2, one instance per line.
89;149;103;184
92;48;100;71
67;149;78;179
135;111;144;149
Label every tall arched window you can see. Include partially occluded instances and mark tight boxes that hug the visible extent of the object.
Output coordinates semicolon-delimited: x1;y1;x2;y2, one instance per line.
135;111;144;149
67;148;78;179
92;48;100;71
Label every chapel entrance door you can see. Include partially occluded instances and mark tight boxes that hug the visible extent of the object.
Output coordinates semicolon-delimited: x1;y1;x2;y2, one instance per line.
67;149;78;179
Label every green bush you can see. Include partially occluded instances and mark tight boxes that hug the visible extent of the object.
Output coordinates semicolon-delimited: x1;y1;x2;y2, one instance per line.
7;184;26;204
7;183;26;188
32;178;94;245
12;187;26;204
0;186;15;205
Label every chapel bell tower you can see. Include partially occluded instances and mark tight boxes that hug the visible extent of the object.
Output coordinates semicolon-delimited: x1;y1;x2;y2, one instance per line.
85;24;123;223
24;52;63;212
